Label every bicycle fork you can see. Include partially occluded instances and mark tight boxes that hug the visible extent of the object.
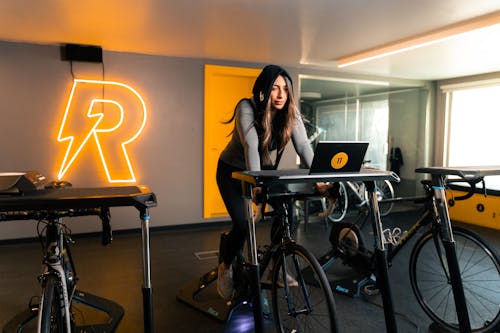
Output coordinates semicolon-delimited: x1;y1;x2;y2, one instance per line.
278;203;312;317
431;176;472;333
37;220;73;333
37;262;72;332
429;206;451;282
283;252;312;317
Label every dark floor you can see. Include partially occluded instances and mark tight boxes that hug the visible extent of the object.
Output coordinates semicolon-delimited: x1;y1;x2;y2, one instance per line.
0;203;499;333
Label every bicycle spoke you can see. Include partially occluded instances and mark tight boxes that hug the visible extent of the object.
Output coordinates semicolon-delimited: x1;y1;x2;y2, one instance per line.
272;243;337;332
410;227;500;332
328;182;348;222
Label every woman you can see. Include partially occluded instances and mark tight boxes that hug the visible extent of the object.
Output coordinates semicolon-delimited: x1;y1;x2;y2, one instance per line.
216;65;326;300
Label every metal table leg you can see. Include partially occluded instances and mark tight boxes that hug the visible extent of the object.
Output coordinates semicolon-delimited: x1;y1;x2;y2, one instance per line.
243;182;264;333
366;181;398;333
140;208;154;333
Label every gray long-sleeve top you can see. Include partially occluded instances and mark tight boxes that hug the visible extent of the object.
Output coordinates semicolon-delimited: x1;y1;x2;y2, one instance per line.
219;99;314;171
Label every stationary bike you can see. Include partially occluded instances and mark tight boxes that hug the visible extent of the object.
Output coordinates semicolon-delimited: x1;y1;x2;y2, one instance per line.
178;187;338;333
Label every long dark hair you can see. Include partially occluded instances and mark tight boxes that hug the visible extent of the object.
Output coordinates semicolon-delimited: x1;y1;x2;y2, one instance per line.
223;75;298;168
258;75;297;167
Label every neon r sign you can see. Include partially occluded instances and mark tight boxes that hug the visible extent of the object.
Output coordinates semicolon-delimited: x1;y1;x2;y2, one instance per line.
57;79;147;183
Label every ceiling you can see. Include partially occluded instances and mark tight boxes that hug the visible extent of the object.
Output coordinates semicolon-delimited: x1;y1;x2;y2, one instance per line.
0;0;500;81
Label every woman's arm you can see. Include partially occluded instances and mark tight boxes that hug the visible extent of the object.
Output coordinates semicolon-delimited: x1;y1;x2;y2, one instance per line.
291;112;314;168
236;100;261;171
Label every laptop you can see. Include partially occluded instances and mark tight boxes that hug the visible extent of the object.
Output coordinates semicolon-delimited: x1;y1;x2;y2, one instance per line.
309;141;369;174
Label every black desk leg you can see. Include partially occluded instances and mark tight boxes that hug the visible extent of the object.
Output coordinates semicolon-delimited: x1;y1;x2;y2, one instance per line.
140;209;154;333
375;249;398;333
366;181;398;333
443;240;471;333
249;264;264;333
431;175;471;333
243;187;264;333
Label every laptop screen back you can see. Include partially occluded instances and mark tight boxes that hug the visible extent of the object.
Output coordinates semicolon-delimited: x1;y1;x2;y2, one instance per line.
309;141;369;174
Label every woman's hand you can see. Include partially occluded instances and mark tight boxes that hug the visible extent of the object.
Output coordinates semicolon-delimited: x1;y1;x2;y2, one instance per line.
252;186;263;204
315;182;331;194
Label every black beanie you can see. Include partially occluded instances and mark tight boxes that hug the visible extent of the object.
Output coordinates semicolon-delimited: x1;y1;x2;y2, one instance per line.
252;65;293;111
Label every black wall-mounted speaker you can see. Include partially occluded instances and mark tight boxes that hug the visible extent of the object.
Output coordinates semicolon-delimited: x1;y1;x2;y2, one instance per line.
61;43;103;63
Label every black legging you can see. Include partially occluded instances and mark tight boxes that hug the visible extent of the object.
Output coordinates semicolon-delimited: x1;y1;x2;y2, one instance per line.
216;159;248;265
216;159;286;266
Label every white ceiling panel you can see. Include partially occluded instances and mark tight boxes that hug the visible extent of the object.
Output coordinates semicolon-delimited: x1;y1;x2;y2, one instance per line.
0;0;499;80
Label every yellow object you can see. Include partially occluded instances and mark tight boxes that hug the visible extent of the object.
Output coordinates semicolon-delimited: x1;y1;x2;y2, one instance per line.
57;79;147;183
446;189;500;230
203;65;261;219
331;152;348;169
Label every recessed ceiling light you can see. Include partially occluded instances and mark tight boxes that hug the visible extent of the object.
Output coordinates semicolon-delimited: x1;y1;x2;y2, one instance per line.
337;11;500;68
301;92;322;99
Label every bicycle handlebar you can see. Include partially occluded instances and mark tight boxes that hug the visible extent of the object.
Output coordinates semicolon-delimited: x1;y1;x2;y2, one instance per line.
99;207;113;245
0;208;99;220
446;176;486;201
0;207;113;246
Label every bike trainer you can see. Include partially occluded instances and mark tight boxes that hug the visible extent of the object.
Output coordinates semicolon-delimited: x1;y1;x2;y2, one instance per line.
176;266;249;322
316;248;378;298
2;290;124;333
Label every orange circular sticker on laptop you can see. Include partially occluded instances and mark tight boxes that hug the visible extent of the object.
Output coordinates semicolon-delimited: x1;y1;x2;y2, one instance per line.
331;152;349;169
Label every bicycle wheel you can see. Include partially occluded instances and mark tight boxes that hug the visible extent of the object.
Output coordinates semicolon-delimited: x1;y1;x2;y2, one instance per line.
328;182;348;222
271;242;338;333
39;274;65;333
409;227;500;332
374;180;394;217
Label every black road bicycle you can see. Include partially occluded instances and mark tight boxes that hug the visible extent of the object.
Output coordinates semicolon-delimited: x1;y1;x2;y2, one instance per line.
323;170;500;333
327;178;395;222
327;162;395;222
1;207;122;333
178;187;338;333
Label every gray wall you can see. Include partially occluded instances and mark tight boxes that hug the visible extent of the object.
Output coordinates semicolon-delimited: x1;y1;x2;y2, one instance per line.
0;41;425;240
0;41;210;239
388;87;433;196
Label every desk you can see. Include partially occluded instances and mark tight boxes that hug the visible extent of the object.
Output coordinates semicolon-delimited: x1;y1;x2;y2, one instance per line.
0;185;157;333
233;168;400;333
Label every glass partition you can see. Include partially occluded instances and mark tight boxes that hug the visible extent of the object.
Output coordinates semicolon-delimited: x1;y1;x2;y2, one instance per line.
315;98;389;170
300;76;431;196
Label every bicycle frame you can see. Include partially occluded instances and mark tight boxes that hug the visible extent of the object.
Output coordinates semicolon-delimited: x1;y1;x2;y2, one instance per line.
332;179;394;223
364;183;444;268
37;218;76;333
385;211;427;262
345;181;367;205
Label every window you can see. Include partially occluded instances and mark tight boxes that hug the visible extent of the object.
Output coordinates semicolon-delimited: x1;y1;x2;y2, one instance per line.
444;82;500;187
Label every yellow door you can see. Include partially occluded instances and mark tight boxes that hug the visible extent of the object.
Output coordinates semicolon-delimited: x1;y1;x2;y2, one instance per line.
204;65;260;218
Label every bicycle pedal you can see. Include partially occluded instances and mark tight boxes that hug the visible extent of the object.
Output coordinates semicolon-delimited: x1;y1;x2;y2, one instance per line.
361;284;379;296
28;296;40;312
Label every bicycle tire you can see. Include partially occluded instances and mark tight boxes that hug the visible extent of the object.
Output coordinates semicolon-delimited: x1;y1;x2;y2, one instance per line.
374;180;394;217
328;182;348;222
271;242;338;333
39;274;65;333
409;227;500;332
